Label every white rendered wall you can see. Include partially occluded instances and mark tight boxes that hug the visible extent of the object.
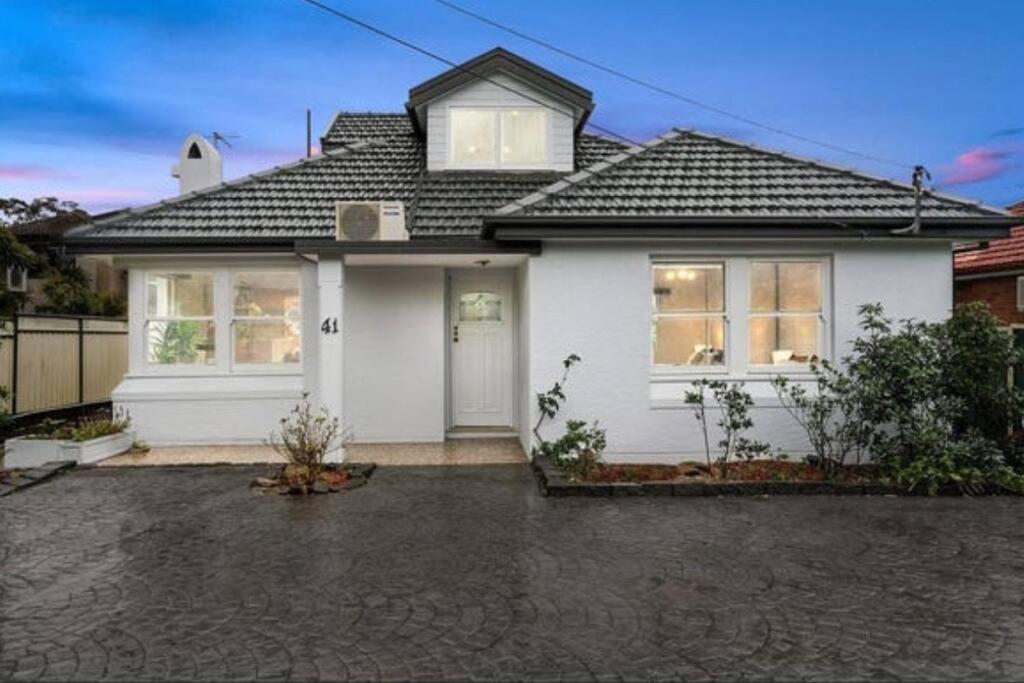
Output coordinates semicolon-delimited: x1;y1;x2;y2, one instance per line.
425;74;576;172
343;266;446;442
527;240;954;463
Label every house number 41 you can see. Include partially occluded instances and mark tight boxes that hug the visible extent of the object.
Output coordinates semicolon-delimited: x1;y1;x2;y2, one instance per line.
321;317;339;334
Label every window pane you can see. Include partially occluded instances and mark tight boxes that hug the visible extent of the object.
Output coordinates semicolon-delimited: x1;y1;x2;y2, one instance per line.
234;271;300;317
751;262;821;313
459;292;502;322
451;109;496;164
653;317;725;366
749;315;820;365
146;320;215;365
234;321;301;365
653;264;724;313
146;273;213;317
500;109;546;164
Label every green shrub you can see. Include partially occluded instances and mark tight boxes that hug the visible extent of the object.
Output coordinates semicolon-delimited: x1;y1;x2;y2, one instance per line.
821;303;1024;494
537;419;607;481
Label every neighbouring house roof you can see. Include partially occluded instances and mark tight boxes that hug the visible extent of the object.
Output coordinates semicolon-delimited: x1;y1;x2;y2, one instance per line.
954;201;1024;276
405;47;594;135
10;210;93;242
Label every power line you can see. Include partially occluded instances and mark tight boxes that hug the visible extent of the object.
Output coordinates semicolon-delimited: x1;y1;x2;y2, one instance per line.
296;0;640;145
433;0;915;170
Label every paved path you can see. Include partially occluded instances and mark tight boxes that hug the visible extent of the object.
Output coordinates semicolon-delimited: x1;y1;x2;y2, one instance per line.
2;464;1023;681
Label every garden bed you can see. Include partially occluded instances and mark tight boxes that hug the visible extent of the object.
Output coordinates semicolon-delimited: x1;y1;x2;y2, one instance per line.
250;462;376;495
531;457;1017;497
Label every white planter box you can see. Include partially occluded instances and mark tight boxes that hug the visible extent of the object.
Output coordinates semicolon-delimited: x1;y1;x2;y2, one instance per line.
4;431;134;468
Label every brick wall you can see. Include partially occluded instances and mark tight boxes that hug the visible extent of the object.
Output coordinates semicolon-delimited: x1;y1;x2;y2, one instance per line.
955;274;1024;325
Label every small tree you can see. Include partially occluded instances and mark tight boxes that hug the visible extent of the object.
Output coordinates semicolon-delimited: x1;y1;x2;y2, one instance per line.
267;394;346;486
772;358;872;477
685;380;768;479
532;353;580;451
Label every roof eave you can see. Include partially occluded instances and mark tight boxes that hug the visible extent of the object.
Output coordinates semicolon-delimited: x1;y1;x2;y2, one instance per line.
481;215;1017;240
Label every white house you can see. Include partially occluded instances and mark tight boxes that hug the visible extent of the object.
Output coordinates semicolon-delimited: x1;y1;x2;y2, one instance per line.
68;47;1015;462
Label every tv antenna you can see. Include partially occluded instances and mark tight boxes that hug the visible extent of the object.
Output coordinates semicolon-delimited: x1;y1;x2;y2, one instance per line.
209;131;240;149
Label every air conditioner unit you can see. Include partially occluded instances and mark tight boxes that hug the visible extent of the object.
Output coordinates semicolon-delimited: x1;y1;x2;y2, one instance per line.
335;200;408;241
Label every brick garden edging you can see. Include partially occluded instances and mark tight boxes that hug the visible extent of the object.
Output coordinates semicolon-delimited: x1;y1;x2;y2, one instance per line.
0;461;76;498
532;457;906;497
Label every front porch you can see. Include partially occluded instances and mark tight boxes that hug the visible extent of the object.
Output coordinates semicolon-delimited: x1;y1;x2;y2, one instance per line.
98;438;528;467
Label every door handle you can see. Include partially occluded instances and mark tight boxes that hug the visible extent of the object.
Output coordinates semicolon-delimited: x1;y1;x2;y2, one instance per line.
453;325;459;343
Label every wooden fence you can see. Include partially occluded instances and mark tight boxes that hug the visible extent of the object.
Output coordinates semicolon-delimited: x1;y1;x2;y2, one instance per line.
0;314;128;414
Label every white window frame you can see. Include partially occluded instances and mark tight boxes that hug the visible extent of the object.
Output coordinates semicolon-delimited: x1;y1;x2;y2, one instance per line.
229;268;302;373
6;266;27;292
651;255;831;378
140;266;303;377
650;260;729;375
746;257;828;373
447;106;549;169
1016;276;1024;312
143;270;217;374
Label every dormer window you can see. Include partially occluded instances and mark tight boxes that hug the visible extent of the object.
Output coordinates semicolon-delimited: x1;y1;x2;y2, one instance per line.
449;107;547;168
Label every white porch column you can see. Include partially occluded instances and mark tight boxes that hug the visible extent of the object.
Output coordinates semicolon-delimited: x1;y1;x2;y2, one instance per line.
317;257;345;463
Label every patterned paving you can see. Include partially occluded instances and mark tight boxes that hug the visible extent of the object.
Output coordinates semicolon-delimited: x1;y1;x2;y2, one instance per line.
2;464;1023;681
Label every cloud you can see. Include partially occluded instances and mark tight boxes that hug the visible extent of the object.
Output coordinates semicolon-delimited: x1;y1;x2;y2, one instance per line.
991;127;1024;138
939;142;1024;186
0;164;75;181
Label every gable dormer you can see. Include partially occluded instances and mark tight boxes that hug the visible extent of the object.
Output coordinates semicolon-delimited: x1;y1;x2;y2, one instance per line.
406;48;594;172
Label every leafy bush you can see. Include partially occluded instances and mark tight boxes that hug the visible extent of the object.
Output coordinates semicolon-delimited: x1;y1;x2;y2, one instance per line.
267;394;347;485
26;415;130;441
773;302;1024;494
36;262;126;317
772;358;872;478
67;416;130;442
537;419;607;481
938;301;1023;444
532;354;607;479
685;379;769;479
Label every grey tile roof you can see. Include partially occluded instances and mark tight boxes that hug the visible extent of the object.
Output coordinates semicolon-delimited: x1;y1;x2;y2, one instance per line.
78;117;1007;244
498;130;1008;220
82;114;629;240
320;112;413;150
86;137;423;239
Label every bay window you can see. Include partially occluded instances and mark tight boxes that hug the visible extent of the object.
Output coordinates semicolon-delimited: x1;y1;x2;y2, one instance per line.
143;268;301;373
450;107;548;167
652;257;828;373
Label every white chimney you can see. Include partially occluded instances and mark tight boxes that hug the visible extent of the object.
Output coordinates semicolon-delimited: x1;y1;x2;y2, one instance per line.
171;133;222;194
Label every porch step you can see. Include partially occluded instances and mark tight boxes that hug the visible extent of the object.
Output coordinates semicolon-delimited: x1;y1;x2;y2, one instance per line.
446;427;518;440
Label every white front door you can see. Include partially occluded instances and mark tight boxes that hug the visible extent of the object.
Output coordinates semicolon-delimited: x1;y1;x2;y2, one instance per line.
450;272;514;428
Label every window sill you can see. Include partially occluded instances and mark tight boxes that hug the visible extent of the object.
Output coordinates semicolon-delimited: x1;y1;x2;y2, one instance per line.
137;367;303;379
650;367;729;382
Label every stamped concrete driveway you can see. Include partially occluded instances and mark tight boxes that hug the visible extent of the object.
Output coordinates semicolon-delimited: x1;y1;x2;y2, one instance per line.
2;464;1023;681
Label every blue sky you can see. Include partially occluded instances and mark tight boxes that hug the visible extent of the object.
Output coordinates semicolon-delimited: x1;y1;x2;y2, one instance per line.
1;0;1021;213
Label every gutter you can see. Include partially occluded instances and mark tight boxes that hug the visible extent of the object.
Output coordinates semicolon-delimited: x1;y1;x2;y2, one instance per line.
294;238;542;256
64;236;301;254
481;216;1017;241
64;236;542;257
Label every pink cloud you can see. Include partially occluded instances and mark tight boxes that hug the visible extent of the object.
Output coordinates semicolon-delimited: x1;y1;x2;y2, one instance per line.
60;187;155;203
940;142;1023;186
0;164;76;181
